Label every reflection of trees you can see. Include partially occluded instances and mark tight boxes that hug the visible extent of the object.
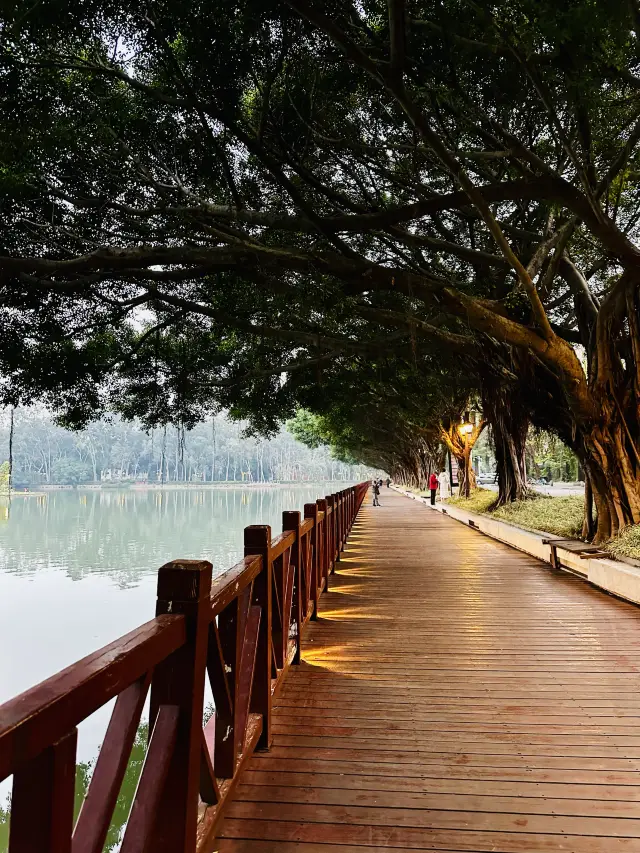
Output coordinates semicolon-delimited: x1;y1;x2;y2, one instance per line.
0;799;7;852
0;485;351;585
0;464;8;495
76;724;148;852
0;481;362;849
0;724;148;853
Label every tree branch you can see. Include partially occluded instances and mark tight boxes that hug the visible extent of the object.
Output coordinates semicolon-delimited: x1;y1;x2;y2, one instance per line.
387;0;406;78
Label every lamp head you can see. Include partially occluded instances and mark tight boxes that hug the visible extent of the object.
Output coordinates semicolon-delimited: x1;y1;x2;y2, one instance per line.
459;410;473;435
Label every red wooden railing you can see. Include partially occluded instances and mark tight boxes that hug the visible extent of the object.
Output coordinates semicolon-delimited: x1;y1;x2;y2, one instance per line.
0;481;369;853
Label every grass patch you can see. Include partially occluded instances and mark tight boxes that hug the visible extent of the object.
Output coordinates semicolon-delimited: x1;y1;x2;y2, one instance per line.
447;489;496;514
447;488;584;538
493;495;583;538
606;525;640;561
444;487;640;561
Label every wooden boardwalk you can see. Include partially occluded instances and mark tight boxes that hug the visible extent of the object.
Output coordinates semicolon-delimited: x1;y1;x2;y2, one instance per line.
219;488;640;853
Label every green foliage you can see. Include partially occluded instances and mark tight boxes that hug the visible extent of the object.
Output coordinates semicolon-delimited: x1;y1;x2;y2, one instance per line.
0;0;639;521
50;458;93;485
286;411;326;450
527;431;580;482
287;410;361;464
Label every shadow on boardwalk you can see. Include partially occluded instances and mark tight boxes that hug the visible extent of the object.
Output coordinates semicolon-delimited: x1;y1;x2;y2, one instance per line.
219;489;640;853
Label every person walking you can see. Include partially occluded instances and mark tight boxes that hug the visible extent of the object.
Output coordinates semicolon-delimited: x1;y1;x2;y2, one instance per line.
386;477;391;488
429;471;438;506
372;480;381;506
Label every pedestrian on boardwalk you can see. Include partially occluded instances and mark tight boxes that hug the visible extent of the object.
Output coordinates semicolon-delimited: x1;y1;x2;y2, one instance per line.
429;471;438;505
372;480;381;506
438;469;451;501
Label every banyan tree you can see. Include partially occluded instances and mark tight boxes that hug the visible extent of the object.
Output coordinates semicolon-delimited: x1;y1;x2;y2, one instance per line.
2;0;640;540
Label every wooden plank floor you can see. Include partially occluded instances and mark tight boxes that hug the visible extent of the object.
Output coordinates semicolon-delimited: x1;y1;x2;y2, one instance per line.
219;489;640;852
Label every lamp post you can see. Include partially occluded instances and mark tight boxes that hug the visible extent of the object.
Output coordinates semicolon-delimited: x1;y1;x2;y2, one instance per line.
458;411;474;498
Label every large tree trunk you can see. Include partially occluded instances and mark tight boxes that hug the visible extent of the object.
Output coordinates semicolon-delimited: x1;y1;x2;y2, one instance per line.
456;446;476;498
582;473;595;541
482;374;529;506
577;274;640;542
493;429;528;505
580;419;640;542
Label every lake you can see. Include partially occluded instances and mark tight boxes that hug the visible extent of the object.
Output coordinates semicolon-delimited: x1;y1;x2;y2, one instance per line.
0;484;355;847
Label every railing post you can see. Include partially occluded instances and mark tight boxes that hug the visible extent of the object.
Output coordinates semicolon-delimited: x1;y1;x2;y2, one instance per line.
345;490;349;541
213;595;240;780
326;495;334;574
10;729;77;853
330;494;338;566
149;558;212;853
283;510;302;665
304;503;319;620
345;489;350;532
335;492;340;555
244;525;273;749
317;498;329;590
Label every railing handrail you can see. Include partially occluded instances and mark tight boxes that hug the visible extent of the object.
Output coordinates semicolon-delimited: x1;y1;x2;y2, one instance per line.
269;529;297;560
209;555;262;616
0;480;370;853
0;614;185;779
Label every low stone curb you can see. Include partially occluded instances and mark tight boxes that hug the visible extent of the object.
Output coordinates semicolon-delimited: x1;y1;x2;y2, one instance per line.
392;486;640;607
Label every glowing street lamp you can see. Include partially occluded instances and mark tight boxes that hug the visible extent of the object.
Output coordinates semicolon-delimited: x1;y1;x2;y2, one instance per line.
458;411;475;498
459;412;473;436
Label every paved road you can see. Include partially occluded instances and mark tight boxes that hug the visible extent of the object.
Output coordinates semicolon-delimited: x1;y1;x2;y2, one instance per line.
483;483;584;497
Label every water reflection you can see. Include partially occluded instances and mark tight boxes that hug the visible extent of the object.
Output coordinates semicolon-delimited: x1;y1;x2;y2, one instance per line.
0;485;341;583
0;723;149;852
0;484;353;848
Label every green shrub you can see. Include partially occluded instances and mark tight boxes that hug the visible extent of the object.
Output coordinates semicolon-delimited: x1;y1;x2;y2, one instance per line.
606;525;640;560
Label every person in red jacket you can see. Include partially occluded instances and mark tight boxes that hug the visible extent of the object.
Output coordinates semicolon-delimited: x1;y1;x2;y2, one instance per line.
428;472;439;505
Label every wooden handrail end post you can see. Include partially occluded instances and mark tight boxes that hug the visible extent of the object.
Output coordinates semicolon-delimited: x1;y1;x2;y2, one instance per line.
317;498;329;591
244;525;272;749
283;511;302;665
151;558;212;853
304;503;319;620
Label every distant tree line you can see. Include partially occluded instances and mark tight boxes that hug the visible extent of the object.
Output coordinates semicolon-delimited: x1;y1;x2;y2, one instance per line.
474;430;580;484
0;408;376;486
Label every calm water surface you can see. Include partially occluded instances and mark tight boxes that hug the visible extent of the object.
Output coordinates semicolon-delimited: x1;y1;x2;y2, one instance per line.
0;484;353;845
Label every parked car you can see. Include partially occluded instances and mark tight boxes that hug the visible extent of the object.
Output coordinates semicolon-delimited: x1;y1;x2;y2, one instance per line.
476;472;497;485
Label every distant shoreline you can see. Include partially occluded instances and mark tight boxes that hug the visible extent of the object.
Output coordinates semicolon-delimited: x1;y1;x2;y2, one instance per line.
8;480;359;494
